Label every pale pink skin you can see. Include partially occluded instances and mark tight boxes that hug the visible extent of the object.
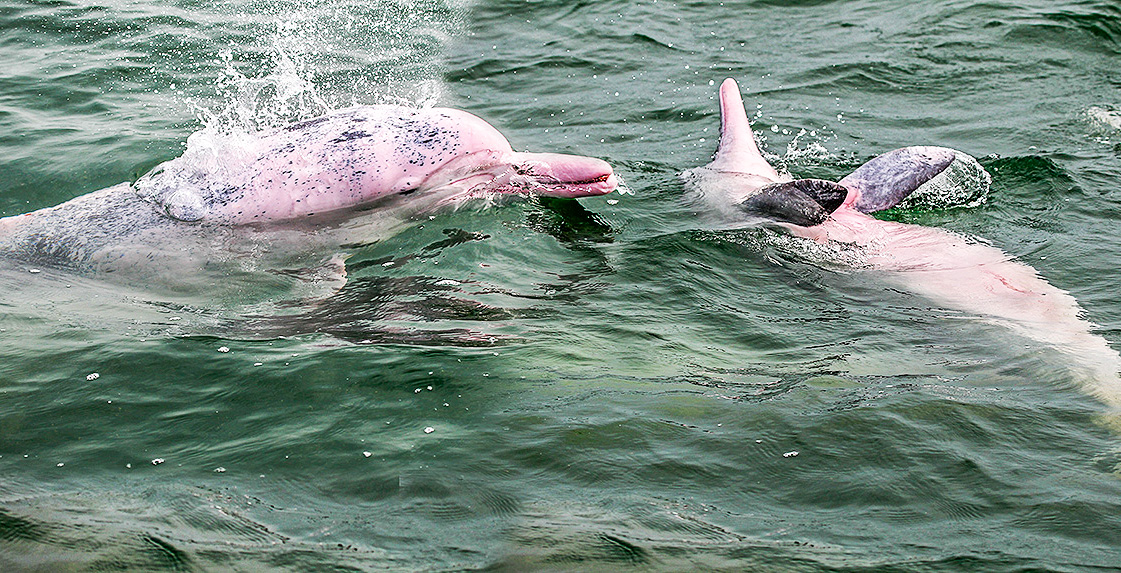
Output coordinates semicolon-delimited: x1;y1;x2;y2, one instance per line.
131;105;617;224
2;105;616;228
691;78;1121;409
0;105;616;275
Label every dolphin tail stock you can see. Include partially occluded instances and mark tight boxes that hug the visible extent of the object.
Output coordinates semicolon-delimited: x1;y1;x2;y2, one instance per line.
839;146;957;214
708;78;782;179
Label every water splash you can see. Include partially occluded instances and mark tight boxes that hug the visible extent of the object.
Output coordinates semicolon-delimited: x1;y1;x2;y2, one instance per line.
200;43;333;135
160;0;464;180
170;34;334;178
895;150;991;211
764;127;838;180
1085;105;1121;146
1086;105;1121;132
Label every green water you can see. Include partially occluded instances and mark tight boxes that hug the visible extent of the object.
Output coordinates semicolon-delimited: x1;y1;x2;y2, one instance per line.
3;0;1121;570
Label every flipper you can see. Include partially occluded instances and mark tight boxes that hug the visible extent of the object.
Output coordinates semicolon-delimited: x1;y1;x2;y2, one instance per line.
839;146;956;214
739;179;849;226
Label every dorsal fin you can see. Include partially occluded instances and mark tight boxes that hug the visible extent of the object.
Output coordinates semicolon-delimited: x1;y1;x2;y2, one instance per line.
708;79;781;179
839;146;956;213
738;179;848;226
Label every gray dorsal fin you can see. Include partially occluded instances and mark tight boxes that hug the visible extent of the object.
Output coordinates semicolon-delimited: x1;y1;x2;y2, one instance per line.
738;179;848;226
839;146;956;214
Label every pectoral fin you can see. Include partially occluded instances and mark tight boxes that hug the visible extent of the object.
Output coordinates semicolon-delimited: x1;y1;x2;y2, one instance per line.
739;179;849;226
839;146;956;213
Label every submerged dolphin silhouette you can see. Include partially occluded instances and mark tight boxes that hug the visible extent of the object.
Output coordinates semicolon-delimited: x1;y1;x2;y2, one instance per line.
0;105;617;276
685;78;1121;408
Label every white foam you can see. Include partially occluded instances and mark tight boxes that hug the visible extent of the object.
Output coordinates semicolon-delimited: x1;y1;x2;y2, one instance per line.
897;150;992;211
1086;106;1121;131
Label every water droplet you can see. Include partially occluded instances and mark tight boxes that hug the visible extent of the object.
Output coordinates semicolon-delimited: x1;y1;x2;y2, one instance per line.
218;346;230;353
152;458;165;465
86;372;100;381
783;451;799;458
423;427;435;434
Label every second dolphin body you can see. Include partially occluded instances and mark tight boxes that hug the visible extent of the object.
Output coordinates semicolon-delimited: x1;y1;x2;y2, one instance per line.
684;78;1121;408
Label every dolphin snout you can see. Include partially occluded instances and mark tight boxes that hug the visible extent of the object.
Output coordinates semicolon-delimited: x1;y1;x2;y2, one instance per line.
509;152;618;198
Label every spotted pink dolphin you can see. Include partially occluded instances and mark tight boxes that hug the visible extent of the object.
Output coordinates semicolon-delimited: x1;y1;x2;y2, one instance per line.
686;78;1121;409
0;105;617;275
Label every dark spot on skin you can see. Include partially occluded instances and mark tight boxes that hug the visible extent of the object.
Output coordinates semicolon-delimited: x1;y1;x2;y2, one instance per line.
285;116;329;132
331;130;372;144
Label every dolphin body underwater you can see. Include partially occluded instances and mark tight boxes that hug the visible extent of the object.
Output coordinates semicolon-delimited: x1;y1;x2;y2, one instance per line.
0;105;617;285
685;78;1121;409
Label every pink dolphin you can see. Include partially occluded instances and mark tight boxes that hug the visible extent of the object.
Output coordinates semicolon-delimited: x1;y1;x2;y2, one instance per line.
0;105;617;274
686;78;1121;409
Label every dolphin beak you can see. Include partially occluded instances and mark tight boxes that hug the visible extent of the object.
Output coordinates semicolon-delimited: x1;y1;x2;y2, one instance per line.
507;152;618;198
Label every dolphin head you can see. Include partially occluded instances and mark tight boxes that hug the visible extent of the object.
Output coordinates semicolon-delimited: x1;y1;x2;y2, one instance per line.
409;108;617;201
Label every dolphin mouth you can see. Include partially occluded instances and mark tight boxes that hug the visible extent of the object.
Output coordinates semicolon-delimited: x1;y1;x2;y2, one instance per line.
505;152;618;198
564;173;614;185
539;171;618;196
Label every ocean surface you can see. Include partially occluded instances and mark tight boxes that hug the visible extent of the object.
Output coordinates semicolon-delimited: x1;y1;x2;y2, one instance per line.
3;0;1121;570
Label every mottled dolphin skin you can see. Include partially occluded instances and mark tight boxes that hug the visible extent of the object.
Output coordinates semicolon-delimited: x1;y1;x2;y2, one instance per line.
686;78;1121;409
0;105;617;275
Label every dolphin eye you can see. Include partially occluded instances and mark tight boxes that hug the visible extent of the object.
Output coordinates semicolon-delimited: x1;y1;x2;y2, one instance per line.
512;165;533;176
